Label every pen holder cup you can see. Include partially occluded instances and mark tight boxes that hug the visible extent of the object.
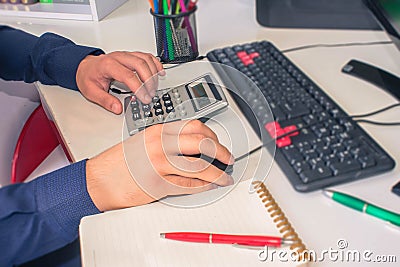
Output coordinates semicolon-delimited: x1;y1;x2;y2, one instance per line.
151;6;199;64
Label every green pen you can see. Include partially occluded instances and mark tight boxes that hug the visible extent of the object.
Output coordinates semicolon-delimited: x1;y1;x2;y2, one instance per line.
323;189;400;227
163;0;175;61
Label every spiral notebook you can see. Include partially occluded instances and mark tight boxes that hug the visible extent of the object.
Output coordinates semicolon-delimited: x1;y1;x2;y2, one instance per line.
79;179;310;266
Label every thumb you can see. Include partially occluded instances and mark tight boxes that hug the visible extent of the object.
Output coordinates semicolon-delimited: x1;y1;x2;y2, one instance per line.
85;88;123;114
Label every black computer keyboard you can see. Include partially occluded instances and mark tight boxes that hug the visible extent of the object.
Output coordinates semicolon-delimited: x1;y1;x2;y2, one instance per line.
207;41;395;192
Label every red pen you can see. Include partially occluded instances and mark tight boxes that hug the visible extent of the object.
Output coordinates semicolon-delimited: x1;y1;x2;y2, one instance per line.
160;232;295;248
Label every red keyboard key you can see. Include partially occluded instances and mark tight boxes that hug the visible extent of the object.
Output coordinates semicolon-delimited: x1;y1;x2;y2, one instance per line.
243;59;254;66
265;122;281;137
236;51;247;58
274;128;286;139
276;137;292;148
249;52;260;59
284;125;299;137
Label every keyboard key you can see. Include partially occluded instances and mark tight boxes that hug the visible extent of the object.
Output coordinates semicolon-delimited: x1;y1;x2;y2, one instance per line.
358;156;376;168
309;158;326;170
330;160;361;176
300;166;332;183
293;161;311;174
282;145;304;164
282;103;310;119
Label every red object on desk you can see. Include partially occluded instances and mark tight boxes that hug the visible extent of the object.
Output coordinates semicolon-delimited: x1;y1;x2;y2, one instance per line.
10;104;72;183
162;232;285;247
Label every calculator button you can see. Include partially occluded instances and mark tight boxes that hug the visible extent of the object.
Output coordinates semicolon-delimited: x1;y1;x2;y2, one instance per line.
180;109;187;116
130;95;137;102
166;106;174;113
163;99;172;106
142;104;151;112
130;101;139;108
152;96;160;103
155;108;164;116
162;93;171;101
168;112;176;119
175;98;182;104
132;112;141;121
135;119;145;127
157;114;164;121
154;101;162;109
145;117;153;124
144;110;153;117
173;92;180;98
131;106;140;113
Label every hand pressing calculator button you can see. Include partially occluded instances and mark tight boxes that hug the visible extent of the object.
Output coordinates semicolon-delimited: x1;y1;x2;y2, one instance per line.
124;73;229;135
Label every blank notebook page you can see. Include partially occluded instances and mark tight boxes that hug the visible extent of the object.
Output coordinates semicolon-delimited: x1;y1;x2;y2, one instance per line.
80;179;298;267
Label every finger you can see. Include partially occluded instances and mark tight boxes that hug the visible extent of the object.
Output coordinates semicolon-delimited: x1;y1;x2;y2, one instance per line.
156;120;218;141
101;59;152;104
164;175;218;195
111;52;158;98
130;52;165;93
165;155;234;186
133;53;165;96
139;52;165;76
130;52;159;77
152;55;166;76
83;84;123;114
162;133;233;165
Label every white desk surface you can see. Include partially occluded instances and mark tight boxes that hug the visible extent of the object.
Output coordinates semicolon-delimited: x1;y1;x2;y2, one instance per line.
1;0;400;266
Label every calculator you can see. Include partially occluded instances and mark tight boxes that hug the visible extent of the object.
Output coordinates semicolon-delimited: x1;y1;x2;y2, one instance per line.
124;73;229;135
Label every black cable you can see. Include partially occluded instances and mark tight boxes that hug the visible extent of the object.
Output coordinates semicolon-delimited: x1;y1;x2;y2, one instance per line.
350;103;400;118
109;87;133;95
281;40;393;54
235;145;263;162
164;64;182;70
353;119;400;126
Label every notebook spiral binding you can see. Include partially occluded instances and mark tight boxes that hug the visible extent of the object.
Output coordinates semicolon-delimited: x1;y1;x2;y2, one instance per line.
253;181;311;262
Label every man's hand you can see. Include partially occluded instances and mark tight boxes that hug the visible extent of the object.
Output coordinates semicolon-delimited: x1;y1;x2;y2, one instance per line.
76;51;164;115
86;120;234;212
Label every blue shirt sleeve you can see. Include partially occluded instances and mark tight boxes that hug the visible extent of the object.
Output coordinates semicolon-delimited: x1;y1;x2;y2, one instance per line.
0;25;104;265
0;160;100;266
0;25;104;90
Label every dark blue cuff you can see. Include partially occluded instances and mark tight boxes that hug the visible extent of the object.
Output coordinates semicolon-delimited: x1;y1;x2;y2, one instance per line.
33;160;100;241
32;32;105;90
41;42;105;90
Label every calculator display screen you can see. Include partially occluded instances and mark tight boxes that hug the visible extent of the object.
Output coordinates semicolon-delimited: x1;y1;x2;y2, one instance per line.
188;81;212;109
192;83;207;98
